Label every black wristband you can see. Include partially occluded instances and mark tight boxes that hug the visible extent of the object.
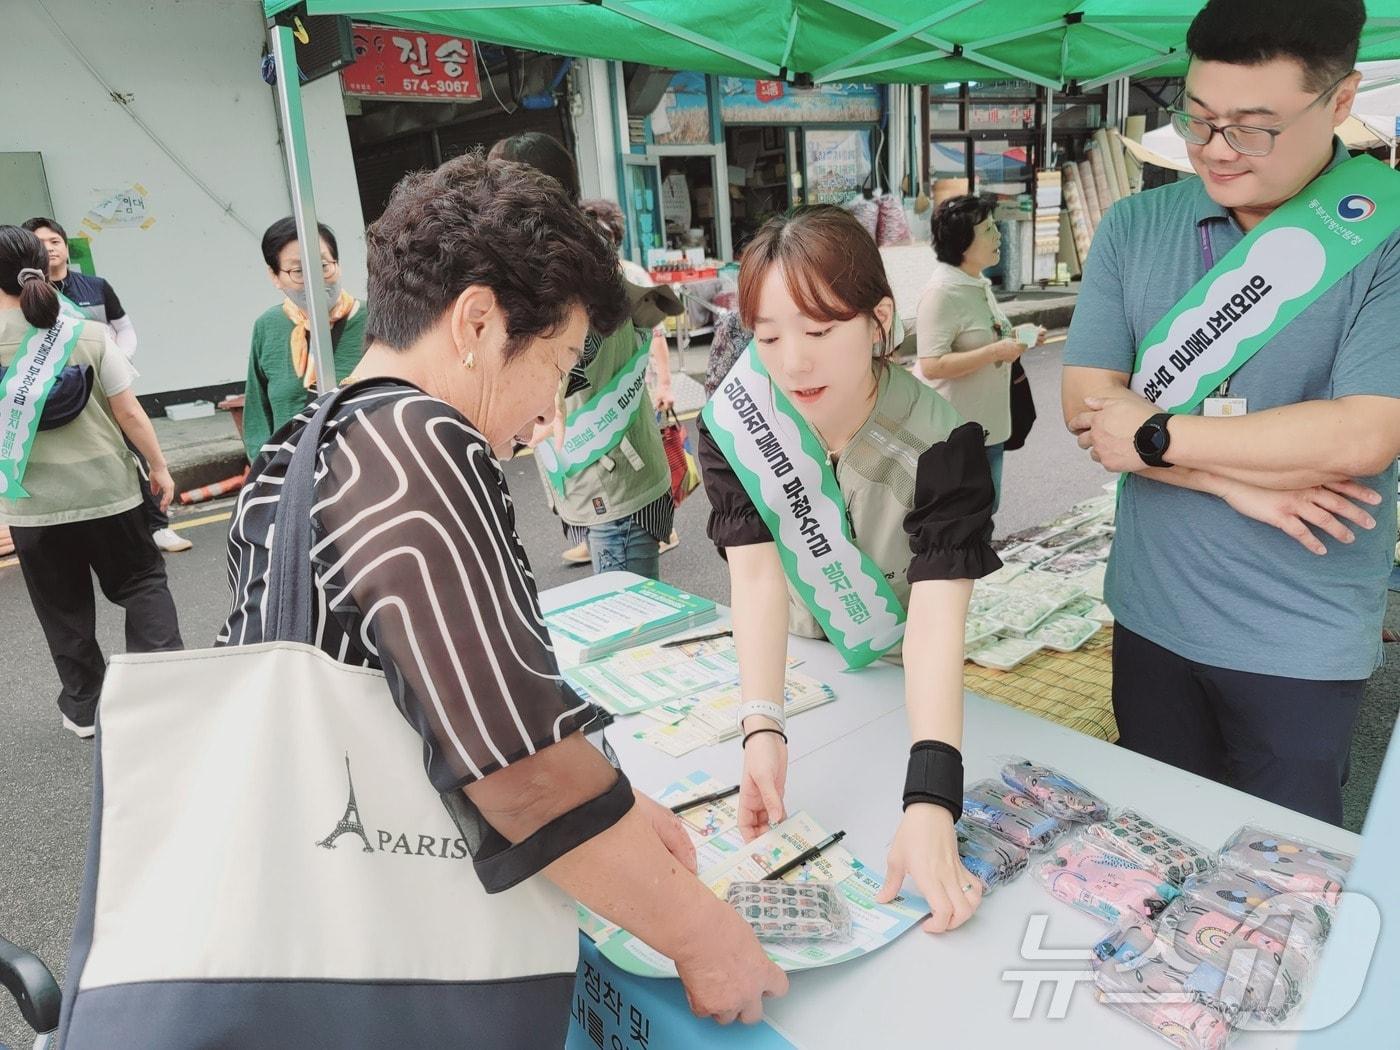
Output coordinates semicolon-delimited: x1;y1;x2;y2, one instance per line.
902;740;964;824
742;726;788;748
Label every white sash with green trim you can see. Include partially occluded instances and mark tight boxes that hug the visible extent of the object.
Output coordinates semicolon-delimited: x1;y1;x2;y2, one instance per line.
1131;155;1400;414
0;314;83;499
702;343;905;669
56;287;87;322
536;338;650;494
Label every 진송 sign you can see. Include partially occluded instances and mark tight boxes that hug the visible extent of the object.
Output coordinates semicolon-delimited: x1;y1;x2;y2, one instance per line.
341;23;481;102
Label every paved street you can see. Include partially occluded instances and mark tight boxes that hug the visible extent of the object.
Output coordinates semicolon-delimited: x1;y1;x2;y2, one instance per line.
0;342;1394;1046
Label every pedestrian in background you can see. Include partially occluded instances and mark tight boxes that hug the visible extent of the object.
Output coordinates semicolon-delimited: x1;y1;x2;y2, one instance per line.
0;225;183;738
242;217;367;464
22;216;190;552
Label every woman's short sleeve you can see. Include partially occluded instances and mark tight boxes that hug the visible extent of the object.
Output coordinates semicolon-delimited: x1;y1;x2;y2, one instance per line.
96;326;136;396
904;421;1003;582
697;415;773;550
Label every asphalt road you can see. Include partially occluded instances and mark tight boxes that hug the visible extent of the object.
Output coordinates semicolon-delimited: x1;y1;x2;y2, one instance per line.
0;341;1393;1047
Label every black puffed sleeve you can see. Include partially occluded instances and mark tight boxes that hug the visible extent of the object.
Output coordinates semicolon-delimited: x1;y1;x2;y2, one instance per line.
904;421;1003;582
696;414;774;550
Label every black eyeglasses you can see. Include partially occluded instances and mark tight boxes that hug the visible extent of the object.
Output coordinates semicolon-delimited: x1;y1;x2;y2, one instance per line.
1167;72;1350;157
279;258;339;280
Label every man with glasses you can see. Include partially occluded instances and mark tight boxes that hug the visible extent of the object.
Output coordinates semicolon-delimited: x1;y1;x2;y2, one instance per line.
242;217;367;462
1062;0;1400;825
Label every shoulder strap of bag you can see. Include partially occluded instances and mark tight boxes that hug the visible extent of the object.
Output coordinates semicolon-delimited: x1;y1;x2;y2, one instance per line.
264;378;404;644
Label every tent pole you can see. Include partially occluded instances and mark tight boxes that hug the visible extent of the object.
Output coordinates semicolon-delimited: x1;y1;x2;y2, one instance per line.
270;24;335;395
1045;87;1054;166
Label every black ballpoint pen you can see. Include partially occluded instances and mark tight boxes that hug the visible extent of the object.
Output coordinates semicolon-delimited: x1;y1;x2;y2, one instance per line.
668;784;740;814
660;629;733;648
763;830;846;881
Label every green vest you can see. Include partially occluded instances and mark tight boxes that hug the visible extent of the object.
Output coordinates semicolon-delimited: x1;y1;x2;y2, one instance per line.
552;321;669;527
0;311;141;527
785;365;965;663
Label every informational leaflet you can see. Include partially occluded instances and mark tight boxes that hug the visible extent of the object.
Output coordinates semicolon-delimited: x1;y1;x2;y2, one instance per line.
629;672;835;757
580;771;929;978
544;579;717;666
564;638;742;716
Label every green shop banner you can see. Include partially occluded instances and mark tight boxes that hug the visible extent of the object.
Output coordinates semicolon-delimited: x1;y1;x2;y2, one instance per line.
702;343;905;669
536;339;650;494
1131;155;1400;413
0;314;82;499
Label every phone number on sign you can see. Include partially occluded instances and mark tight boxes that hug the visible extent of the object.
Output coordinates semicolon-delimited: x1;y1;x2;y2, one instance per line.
401;78;476;93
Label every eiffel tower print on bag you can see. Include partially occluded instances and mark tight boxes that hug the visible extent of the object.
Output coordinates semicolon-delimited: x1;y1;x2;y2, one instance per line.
318;755;374;853
57;384;578;1050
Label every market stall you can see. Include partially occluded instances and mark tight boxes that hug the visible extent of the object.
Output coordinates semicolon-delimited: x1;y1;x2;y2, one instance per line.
542;572;1360;1050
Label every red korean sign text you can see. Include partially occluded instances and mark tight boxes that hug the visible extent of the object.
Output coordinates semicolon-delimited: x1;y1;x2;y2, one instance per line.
754;79;785;103
341;24;481;102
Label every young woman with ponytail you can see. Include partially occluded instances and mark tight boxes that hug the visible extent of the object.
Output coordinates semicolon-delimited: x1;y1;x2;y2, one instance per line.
0;225;182;738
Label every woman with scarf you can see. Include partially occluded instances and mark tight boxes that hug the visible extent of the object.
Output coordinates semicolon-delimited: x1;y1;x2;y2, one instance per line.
241;217;367;462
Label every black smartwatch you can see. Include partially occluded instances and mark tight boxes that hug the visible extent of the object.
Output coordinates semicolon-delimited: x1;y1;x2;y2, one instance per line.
1133;412;1174;467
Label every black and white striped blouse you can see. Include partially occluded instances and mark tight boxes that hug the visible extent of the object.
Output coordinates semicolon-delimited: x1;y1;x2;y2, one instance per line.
218;381;594;794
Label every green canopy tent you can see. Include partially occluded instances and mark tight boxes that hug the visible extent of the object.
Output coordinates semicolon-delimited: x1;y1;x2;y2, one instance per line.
262;0;1400;378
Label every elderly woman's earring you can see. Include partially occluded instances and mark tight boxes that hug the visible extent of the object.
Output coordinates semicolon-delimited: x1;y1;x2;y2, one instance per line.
464;352;475;369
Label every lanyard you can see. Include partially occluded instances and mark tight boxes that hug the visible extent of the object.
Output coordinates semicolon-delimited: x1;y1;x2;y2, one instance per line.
1197;221;1231;400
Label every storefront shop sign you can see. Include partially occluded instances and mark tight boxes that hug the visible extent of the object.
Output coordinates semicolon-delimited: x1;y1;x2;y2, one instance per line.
341;23;481;102
651;71;713;146
720;77;880;124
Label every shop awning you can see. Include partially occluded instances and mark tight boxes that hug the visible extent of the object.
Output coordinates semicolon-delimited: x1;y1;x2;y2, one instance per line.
267;0;1400;91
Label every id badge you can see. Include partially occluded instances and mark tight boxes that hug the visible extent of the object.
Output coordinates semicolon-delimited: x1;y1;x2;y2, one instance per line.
1203;397;1247;417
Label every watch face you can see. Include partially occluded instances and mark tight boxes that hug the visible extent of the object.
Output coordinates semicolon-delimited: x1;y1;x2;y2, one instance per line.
1135;420;1168;458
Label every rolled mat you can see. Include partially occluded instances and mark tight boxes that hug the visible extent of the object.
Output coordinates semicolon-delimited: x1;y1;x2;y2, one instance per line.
1078;158;1103;230
1107;128;1134;198
1093;128;1122;203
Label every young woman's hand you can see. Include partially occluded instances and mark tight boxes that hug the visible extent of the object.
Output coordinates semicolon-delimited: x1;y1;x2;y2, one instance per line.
737;726;787;841
875;803;983;933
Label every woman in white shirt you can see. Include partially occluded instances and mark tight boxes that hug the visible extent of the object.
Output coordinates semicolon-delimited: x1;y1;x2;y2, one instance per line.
914;196;1043;511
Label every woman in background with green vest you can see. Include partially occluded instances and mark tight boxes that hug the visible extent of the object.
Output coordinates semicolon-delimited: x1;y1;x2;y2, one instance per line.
0;225;183;738
241;217;367;462
698;206;1001;935
493;133;678;579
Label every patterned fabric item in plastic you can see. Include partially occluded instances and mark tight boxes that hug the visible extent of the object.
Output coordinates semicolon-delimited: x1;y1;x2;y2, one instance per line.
1217;825;1352;904
1083;809;1216;885
960;779;1071;852
1036;833;1180;925
1092;920;1236;1049
957;820;1029;892
1000;756;1110;822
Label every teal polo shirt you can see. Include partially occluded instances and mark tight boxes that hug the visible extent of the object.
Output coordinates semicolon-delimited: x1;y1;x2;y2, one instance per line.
1065;138;1400;681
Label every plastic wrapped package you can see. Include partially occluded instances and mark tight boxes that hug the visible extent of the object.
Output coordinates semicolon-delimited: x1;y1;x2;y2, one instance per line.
967;635;1044;670
1157;894;1312;1025
999;757;1110;822
1029;613;1100;652
1084;809;1216;885
1037;833;1180;925
1092;921;1236;1049
956;820;1030;893
960;779;1071;851
968;585;1009;617
1217;825;1352;904
986;592;1062;636
726;881;852;942
1177;870;1331;953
